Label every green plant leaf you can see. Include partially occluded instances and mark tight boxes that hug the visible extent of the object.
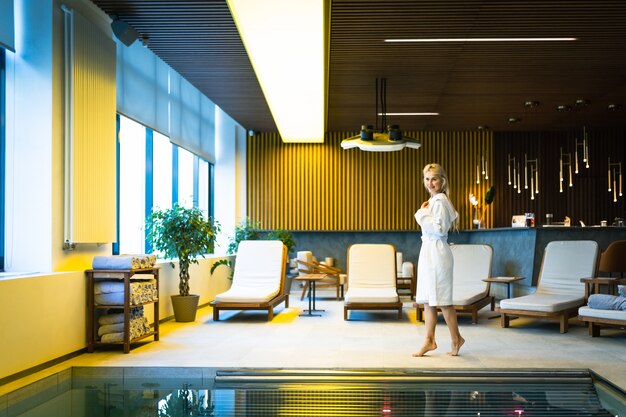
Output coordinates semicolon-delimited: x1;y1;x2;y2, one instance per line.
146;203;220;296
485;186;496;205
210;259;232;279
266;229;296;253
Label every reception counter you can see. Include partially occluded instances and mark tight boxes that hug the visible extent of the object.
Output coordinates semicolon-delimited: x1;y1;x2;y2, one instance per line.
292;227;625;298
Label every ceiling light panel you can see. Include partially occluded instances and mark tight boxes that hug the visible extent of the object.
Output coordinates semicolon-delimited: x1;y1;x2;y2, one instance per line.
385;37;577;43
227;0;328;143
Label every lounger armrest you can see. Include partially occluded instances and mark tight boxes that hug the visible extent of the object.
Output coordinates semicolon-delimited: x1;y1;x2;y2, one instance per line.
298;259;342;275
580;277;624;301
316;263;342;274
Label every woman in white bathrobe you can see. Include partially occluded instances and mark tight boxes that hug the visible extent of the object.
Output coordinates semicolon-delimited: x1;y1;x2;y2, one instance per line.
413;163;465;357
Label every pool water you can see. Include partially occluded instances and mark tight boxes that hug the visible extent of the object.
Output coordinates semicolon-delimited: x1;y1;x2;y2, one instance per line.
2;368;625;416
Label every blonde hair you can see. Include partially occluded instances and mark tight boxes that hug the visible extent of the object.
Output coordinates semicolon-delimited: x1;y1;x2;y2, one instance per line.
422;163;450;194
423;163;459;230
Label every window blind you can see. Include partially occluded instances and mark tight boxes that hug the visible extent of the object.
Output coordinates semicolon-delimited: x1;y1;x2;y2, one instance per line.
0;0;15;52
116;39;215;163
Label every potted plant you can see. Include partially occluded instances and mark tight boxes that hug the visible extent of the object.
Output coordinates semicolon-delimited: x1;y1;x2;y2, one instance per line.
147;203;220;322
227;217;263;254
266;229;296;254
210;218;295;277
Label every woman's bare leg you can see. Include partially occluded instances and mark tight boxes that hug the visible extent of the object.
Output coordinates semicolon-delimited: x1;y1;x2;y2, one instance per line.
413;304;438;356
441;306;464;356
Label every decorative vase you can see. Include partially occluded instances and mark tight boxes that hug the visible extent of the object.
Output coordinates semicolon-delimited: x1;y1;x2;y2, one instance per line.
472;207;484;229
171;294;200;322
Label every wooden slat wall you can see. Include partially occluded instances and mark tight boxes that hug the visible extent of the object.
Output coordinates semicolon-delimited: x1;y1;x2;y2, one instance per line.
493;130;626;227
247;131;493;231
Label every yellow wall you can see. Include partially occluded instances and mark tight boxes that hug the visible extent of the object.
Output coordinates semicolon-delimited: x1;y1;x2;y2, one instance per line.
0;256;233;380
1;0;245;383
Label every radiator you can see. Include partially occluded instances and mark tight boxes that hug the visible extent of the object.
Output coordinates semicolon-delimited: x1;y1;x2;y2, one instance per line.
62;6;117;246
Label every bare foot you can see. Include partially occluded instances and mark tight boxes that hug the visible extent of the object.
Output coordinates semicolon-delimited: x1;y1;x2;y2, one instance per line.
412;341;437;357
447;337;465;356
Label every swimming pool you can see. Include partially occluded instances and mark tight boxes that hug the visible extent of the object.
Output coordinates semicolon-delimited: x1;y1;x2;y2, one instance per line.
2;368;625;416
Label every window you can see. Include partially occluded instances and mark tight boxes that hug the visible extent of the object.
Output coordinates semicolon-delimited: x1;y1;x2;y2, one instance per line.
115;114;214;255
117;115;146;255
152;130;173;210
198;158;209;217
177;147;194;208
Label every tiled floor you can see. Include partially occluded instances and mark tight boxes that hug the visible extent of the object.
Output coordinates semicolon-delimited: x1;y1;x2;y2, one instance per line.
2;287;625;396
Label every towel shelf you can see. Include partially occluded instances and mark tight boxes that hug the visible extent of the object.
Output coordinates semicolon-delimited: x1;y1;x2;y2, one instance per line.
86;267;160;353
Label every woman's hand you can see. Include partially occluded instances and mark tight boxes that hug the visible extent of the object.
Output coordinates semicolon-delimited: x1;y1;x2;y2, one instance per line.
421;201;429;209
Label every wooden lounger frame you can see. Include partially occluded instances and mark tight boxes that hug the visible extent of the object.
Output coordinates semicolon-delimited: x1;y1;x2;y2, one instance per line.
415;294;494;324
578;276;626;337
500;306;581;334
211;245;289;321
344;301;403;320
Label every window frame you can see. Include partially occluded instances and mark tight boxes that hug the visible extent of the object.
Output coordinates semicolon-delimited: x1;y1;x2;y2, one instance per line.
114;114;214;255
0;49;6;270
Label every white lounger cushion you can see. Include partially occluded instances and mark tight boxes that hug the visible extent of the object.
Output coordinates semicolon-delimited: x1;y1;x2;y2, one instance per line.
453;284;489;306
450;244;492;305
578;306;626;321
501;293;584;312
347;244;396;288
345;287;399;303
500;240;597;312
345;244;398;303
214;240;284;303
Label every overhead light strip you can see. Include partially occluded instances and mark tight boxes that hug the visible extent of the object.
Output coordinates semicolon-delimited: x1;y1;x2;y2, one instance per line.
385;37;577;43
227;0;327;143
378;112;439;116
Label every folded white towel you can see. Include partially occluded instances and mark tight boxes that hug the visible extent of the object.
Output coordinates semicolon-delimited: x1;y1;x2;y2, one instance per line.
98;316;151;341
94;279;156;294
94;281;158;305
98;306;145;325
98;322;125;336
92;254;157;270
98;316;150;337
99;313;125;325
100;332;124;343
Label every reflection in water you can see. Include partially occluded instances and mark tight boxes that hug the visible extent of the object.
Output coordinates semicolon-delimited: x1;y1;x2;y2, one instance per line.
5;369;625;417
157;385;214;416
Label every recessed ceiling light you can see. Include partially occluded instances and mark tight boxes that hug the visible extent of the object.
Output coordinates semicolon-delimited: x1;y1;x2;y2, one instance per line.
385;37;577;43
377;112;439;116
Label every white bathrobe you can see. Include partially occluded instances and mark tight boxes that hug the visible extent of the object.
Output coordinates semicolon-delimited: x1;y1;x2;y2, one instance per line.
415;193;457;306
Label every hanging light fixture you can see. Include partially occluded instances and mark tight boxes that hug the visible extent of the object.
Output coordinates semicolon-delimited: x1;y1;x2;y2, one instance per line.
608;158;623;202
574;126;590;172
341;78;422;152
506;114;522;196
559;148;573;192
572;99;591;171
525;154;539;198
476;126;489;184
507;154;517;188
521;101;540;201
